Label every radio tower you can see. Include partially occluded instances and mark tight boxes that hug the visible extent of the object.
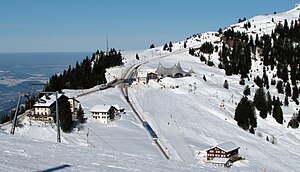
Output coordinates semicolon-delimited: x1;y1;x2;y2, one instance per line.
106;35;109;55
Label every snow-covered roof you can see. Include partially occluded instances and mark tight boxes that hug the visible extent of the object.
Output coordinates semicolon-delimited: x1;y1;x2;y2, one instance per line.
147;72;158;75
210;158;230;164
112;104;123;111
155;62;194;77
137;71;147;78
33;94;65;108
215;142;239;152
90;105;111;113
68;97;80;102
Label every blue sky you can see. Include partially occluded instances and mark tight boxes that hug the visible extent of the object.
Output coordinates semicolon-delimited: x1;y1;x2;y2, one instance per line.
0;0;299;52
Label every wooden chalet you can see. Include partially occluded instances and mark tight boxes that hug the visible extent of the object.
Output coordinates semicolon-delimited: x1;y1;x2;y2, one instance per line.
207;142;240;160
147;72;158;80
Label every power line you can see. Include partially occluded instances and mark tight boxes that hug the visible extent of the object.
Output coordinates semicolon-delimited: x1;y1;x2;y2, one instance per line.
87;126;117;151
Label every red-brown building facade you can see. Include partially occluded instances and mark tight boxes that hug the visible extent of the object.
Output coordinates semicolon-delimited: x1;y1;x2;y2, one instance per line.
207;142;240;160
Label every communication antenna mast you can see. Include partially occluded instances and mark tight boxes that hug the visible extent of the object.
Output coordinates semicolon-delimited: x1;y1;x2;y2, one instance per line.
106;35;109;55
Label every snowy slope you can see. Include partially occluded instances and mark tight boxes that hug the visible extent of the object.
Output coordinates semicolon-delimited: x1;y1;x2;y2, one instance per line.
229;3;300;37
0;133;216;172
129;48;300;171
1;3;300;172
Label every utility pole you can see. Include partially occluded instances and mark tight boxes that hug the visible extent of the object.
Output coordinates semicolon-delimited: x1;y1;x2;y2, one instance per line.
10;93;22;135
55;91;61;143
40;91;61;143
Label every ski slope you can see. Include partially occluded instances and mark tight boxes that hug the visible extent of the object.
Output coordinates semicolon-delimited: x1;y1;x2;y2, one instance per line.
1;3;300;172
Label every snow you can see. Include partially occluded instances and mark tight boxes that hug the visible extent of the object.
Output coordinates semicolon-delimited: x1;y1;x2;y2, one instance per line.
210;158;230;164
0;133;212;172
33;93;63;107
229;3;300;38
137;71;147;78
214;142;239;152
89;104;111;113
1;3;300;171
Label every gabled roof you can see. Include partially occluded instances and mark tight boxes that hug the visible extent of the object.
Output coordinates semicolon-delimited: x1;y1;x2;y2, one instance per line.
34;94;67;108
69;97;80;103
155;62;194;77
111;104;124;111
213;142;240;152
210;157;230;164
90;105;111;113
137;71;147;78
147;72;158;75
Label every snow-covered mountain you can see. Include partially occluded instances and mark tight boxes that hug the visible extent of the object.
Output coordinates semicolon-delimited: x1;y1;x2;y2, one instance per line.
1;3;300;172
229;3;300;36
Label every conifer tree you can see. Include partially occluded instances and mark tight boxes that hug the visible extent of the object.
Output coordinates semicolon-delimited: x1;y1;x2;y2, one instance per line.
59;98;73;132
150;44;155;49
276;80;284;94
169;41;173;48
183;41;187;48
254;76;263;88
77;105;85;124
203;75;207;82
163;43;168;51
282;66;289;82
253;88;267;119
223;80;229;89
263;68;269;89
218;28;223;34
239;78;245;85
235;97;250;130
249;103;257;128
243;85;251;96
292;85;299;101
234;96;257;130
266;91;272;115
249;126;255;134
288;118;299;129
273;98;283;124
284;96;289;106
189;48;195;56
285;82;292;97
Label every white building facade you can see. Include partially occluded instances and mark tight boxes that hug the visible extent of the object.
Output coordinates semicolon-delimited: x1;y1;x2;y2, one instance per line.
90;105;111;124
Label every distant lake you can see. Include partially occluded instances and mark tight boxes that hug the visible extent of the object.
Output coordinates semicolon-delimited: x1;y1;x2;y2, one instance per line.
0;52;91;117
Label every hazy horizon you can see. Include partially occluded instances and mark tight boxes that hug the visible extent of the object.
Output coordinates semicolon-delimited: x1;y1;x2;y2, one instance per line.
0;0;299;52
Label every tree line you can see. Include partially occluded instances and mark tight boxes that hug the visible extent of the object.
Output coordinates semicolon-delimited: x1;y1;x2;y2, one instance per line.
45;49;123;92
233;19;300;131
188;18;300;132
